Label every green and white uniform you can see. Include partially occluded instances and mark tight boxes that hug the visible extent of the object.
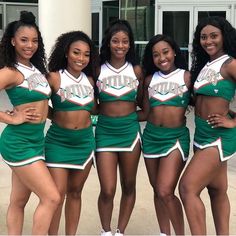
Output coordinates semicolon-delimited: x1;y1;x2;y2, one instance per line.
45;69;95;169
0;63;51;166
95;62;141;152
194;55;236;161
143;69;190;160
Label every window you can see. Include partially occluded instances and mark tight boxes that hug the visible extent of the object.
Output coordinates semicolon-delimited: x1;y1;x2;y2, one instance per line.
198;11;226;22
102;0;119;34
0;0;38;3
92;12;99;47
120;0;155;62
163;11;189;66
6;4;38;25
0;5;3;39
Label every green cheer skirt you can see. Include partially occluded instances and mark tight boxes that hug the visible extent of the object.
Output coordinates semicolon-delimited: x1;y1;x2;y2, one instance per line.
0;122;45;166
95;112;141;152
194;115;236;161
143;122;190;161
45;122;95;169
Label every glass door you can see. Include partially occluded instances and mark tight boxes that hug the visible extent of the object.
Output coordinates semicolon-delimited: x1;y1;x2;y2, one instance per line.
0;5;3;39
157;4;231;68
157;5;193;67
102;0;119;35
120;0;155;63
193;6;231;29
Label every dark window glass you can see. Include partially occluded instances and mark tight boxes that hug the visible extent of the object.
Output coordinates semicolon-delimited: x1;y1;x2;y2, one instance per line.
0;0;38;3
102;0;119;34
92;12;99;47
163;11;189;66
120;0;154;41
198;11;226;22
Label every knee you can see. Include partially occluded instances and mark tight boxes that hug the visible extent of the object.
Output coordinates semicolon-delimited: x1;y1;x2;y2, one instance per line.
156;186;174;203
100;187;116;202
43;191;61;209
10;196;29;209
67;187;83;200
178;178;191;203
207;185;227;200
121;180;136;196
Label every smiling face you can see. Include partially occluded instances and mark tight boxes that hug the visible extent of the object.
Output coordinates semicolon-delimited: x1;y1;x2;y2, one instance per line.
66;40;90;77
152;40;176;74
200;24;224;60
109;30;130;61
11;26;38;66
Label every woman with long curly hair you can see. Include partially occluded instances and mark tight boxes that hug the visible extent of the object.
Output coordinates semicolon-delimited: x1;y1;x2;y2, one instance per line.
179;16;236;235
45;30;98;235
0;11;60;235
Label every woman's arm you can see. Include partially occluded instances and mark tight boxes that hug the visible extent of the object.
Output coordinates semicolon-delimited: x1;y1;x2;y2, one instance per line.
137;75;151;122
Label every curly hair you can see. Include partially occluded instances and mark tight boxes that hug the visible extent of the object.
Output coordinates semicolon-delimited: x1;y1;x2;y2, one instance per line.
48;31;98;80
142;34;188;77
99;19;136;66
0;11;47;74
191;16;236;82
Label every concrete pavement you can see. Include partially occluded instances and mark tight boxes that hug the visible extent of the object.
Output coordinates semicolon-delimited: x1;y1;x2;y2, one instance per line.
0;90;236;235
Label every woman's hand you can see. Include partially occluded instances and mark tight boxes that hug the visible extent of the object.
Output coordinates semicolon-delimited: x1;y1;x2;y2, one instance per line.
9;107;41;125
207;113;236;128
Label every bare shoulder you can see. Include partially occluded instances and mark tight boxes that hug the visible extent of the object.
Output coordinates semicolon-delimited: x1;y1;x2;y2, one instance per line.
133;65;144;81
47;71;60;91
183;70;191;89
87;76;95;87
144;74;152;87
222;57;236;81
47;71;60;80
0;67;18;89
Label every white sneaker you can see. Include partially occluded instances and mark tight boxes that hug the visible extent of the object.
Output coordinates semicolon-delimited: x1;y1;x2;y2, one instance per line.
101;229;113;236
114;229;124;236
160;233;167;236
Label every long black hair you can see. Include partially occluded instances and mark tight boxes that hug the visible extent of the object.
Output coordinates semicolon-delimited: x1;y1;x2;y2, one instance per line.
0;11;47;74
191;16;236;82
142;34;188;77
48;30;98;80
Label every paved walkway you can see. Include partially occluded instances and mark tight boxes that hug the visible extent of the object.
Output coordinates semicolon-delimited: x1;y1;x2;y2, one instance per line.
0;90;236;235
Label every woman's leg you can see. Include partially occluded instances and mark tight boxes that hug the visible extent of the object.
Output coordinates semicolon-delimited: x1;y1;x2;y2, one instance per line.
207;161;229;235
144;158;170;235
48;168;69;235
179;147;223;235
65;161;93;235
7;171;31;235
96;152;118;232
116;143;141;234
156;150;186;235
11;160;60;235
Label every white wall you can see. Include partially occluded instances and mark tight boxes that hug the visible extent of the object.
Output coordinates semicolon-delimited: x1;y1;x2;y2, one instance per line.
39;0;91;56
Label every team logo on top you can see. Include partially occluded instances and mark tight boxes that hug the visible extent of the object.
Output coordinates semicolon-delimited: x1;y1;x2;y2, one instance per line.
97;75;138;97
149;81;186;101
59;84;94;105
194;68;222;89
21;73;51;96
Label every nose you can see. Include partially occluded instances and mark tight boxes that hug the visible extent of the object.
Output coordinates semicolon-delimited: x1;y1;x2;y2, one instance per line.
77;54;84;61
26;41;33;48
159;53;165;61
205;36;212;45
118;42;123;48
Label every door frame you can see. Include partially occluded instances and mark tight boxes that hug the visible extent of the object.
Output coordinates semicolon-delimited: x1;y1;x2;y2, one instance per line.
156;3;232;68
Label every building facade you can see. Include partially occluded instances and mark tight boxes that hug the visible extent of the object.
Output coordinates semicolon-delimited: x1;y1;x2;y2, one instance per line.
1;0;236;64
92;0;236;64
